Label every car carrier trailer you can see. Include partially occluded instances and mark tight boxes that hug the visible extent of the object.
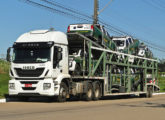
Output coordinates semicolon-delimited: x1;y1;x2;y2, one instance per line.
6;29;159;102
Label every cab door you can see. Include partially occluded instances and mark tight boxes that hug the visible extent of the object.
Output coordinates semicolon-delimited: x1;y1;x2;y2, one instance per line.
52;46;63;78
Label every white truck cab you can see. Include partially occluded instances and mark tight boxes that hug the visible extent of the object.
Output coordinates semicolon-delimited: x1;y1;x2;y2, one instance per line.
8;30;70;100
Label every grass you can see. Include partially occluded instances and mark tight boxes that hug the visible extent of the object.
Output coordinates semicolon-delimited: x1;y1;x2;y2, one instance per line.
0;59;10;73
0;59;10;98
0;74;9;98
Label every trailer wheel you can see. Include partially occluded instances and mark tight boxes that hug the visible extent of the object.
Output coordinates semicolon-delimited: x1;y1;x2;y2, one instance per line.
84;83;93;101
146;86;153;98
57;82;68;102
93;83;101;101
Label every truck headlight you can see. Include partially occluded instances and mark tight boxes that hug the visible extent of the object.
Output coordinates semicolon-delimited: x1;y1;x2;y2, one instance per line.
43;83;51;90
9;83;15;90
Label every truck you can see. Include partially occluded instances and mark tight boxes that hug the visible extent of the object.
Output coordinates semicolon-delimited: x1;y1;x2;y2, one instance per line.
112;36;140;55
138;43;153;58
6;29;159;102
67;24;116;51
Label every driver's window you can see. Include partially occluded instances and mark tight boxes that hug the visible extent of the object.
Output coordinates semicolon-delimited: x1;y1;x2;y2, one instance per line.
53;46;62;69
53;47;58;68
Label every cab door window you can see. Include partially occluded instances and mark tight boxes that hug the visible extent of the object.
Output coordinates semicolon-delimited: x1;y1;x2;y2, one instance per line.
53;46;62;68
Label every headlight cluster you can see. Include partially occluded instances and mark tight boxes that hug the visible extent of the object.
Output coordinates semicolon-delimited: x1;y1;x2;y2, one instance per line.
43;83;51;90
9;83;15;90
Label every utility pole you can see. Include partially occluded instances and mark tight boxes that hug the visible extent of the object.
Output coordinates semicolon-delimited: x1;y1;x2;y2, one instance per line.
93;0;98;24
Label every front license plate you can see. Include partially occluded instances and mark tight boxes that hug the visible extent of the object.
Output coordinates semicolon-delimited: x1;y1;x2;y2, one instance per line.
25;84;32;87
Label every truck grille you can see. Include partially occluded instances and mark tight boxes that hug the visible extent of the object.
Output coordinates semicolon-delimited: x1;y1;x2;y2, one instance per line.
15;68;44;77
20;81;38;84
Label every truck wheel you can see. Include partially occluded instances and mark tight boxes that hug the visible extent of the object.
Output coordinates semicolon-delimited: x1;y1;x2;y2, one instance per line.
57;82;68;102
84;83;93;101
146;86;153;98
93;83;101;101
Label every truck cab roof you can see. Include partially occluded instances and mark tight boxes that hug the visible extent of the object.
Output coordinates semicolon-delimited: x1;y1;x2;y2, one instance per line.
16;30;68;45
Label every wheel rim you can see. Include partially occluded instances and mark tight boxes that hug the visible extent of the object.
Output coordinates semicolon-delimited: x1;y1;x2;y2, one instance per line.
95;87;99;98
60;87;66;99
87;88;92;98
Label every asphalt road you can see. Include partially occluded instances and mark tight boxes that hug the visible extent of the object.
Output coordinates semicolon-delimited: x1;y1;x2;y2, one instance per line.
0;95;165;120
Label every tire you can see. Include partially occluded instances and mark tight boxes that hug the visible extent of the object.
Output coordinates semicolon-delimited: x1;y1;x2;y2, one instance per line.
57;82;68;102
84;83;93;101
93;83;101;101
146;86;153;98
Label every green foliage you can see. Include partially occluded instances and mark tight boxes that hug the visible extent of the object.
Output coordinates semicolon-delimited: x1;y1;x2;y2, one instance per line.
0;60;10;98
158;72;165;92
0;74;9;98
158;59;165;72
0;59;10;73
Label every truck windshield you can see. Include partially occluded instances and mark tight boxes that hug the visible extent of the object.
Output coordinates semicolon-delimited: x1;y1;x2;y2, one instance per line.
114;40;125;47
13;48;51;63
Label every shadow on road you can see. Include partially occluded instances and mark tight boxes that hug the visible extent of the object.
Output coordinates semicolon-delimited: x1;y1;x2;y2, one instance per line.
5;95;140;103
5;95;165;109
118;102;165;108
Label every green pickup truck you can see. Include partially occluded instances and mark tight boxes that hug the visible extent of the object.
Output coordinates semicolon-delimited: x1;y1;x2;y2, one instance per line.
112;36;140;55
138;43;153;58
67;24;116;51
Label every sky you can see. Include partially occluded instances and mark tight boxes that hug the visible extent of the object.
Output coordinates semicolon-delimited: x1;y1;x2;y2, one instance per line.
0;0;165;59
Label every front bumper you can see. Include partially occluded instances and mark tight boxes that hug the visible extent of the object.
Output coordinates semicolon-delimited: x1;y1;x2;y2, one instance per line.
9;78;60;97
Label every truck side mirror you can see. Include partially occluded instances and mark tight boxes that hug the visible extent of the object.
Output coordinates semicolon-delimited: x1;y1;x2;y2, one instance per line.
6;47;11;62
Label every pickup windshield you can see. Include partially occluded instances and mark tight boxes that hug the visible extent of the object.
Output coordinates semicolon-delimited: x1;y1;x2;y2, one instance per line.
13;48;51;63
114;40;125;47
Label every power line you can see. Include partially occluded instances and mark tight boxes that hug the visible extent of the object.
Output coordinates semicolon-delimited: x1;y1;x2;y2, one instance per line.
98;0;113;15
151;0;165;9
19;0;93;23
40;0;93;20
40;0;124;35
142;0;165;12
19;0;165;53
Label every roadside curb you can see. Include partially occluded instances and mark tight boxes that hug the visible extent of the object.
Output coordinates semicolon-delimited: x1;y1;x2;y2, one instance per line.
153;92;165;95
0;99;6;103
